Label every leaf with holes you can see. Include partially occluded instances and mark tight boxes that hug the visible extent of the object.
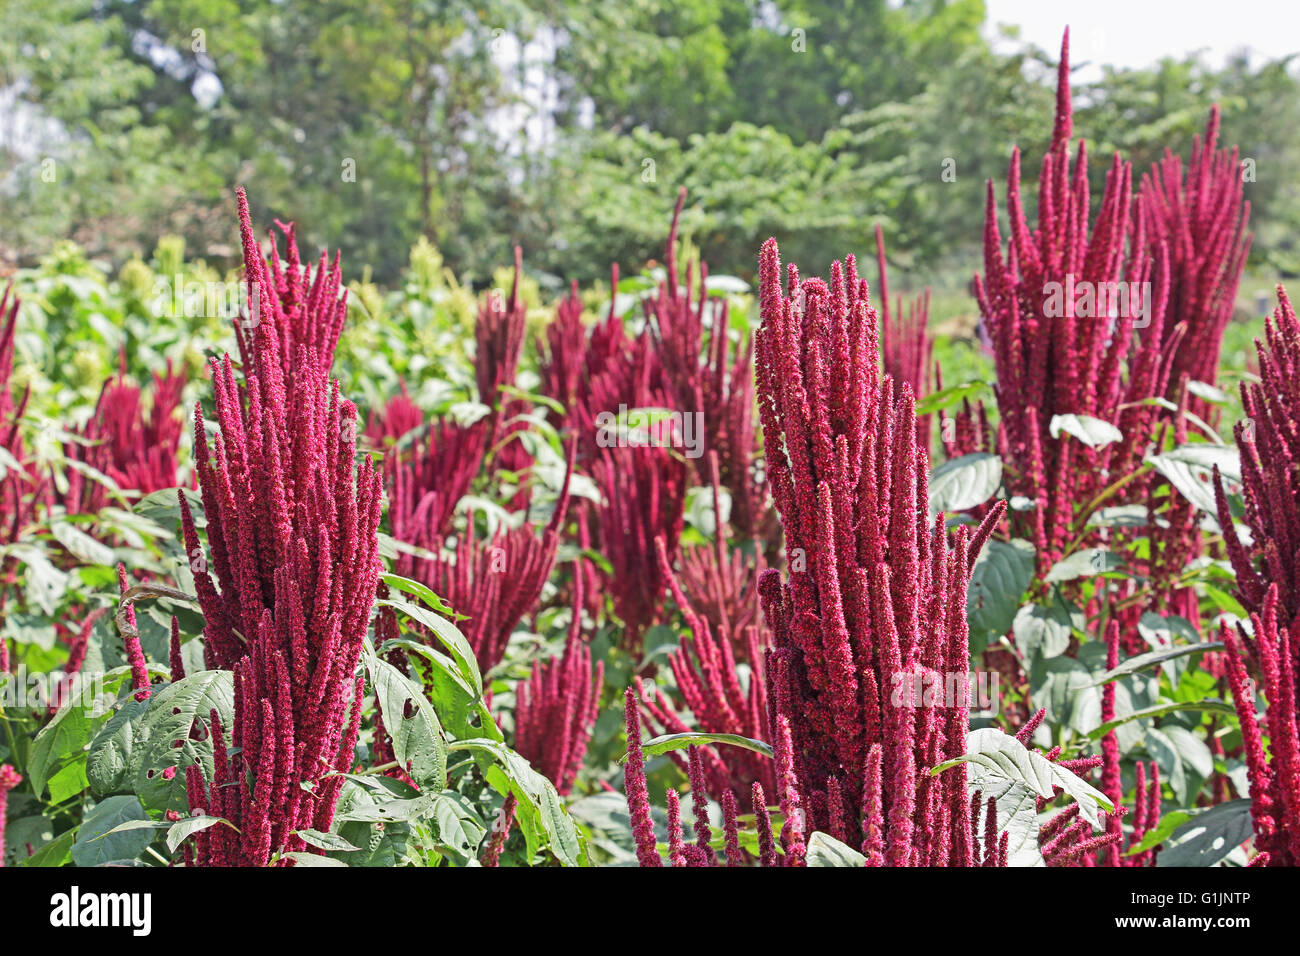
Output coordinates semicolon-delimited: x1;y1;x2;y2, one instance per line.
130;670;233;814
1155;799;1253;867
368;654;447;790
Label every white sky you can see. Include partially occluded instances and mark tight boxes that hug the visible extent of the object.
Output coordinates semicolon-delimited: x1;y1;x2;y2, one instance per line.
984;0;1300;81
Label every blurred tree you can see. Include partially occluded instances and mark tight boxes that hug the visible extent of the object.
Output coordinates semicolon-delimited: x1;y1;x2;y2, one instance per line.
0;0;194;263
548;0;987;144
1076;53;1300;275
1;0;1296;287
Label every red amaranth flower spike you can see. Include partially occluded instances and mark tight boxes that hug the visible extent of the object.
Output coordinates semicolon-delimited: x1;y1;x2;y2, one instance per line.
1222;589;1300;865
180;191;383;866
721;789;743;867
408;440;574;674
169;614;185;682
234;188;348;385
973;28;1172;574
482;794;517;867
116;564;151;701
646;190;772;541
665;786;686;866
1216;287;1300;620
639;535;773;796
622;688;662;867
513;576;603;795
755;234;1006;864
0;763;20;868
1140;104;1252;412
876;224;933;450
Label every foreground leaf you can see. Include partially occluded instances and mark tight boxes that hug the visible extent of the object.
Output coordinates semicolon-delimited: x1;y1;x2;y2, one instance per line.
932;728;1114;827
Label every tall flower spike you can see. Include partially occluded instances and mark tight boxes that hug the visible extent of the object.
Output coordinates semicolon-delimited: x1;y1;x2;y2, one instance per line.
973;28;1173;573
537;280;587;429
0;284;33;629
1216;287;1300;620
722;789;743;867
474;248;534;508
1140;104;1252;411
408;440;574;674
1099;620;1123;866
59;361;186;515
234;187;348;384
755;234;1006;863
876;224;933;450
623;688;663;867
116;565;151;701
647;189;772;541
513;575;603;795
0;764;21;867
181;192;382;865
639;535;774;796
1222;589;1300;865
475;246;527;416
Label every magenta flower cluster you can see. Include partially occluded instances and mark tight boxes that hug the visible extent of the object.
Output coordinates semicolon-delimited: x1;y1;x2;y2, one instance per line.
179;189;382;865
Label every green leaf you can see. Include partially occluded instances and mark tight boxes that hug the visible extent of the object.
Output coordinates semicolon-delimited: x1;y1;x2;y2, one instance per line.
1049;414;1122;449
932;728;1114;827
367;653;448;789
379;573;457;616
1145;727;1187;801
50;521;114;566
20;828;76;867
9;544;69;616
1146;444;1240;519
48;762;91;804
134;486;205;528
625;731;774;764
1156;799;1253;867
805;831;866;866
1091;642;1225;686
914;380;990;416
378;597;482;698
1125;808;1196;857
1087;699;1236;738
1044;548;1124;583
281;851;349;867
332;775;439;824
1037;657;1103;737
375;634;499;740
967;538;1035;642
451;738;583;866
131;670;234;813
968;768;1044;867
166;816;235;854
1012;603;1072;670
72;796;154;866
431;792;488;858
928;453;1002;515
1187;380;1232;405
294;828;361;853
87;696;150;796
28;668;130;799
1086;505;1150;528
1137;612;1201;683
